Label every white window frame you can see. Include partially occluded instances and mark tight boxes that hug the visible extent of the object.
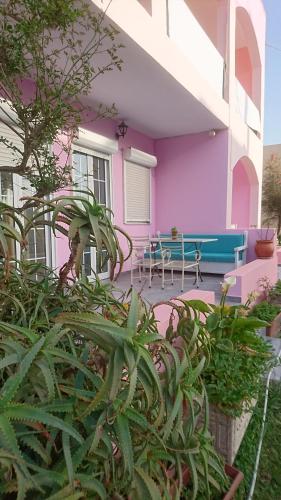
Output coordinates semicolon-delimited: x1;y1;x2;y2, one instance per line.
0;118;53;268
12;174;53;268
124;160;152;224
71;144;112;280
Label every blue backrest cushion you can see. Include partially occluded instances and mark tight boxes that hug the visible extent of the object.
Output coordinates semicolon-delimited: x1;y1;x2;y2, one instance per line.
160;233;245;254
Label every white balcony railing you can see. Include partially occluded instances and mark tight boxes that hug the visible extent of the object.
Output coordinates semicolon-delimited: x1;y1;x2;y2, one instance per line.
235;79;261;134
167;0;224;97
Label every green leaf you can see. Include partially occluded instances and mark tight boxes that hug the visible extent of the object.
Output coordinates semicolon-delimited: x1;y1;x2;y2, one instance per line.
109;347;124;400
162;387;183;441
0;336;45;404
127;289;139;333
206;313;220;332
134;466;162;500
20;434;50;464
62;421;74;484
115;414;133;476
75;474;106;499
4;405;83;444
0;353;18;371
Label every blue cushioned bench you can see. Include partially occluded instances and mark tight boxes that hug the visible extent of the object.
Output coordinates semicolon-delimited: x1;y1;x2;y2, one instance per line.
157;232;248;274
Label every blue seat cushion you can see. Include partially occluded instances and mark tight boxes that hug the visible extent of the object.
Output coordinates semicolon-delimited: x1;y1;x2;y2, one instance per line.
168;251;235;263
144;248;162;259
200;252;235;263
160;233;245;256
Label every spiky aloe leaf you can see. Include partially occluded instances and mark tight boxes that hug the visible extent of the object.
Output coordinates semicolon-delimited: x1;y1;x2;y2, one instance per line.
68;217;87;240
109;347;124;401
187;453;199;500
0;336;45;405
162;388;183;441
187;356;206;386
127;289;139;333
4;405;83;443
138;348;164;425
45;347;101;387
75;474;106;499
137;367;154;408
0;353;18;370
122;365;138;410
88;212;103;251
40;400;74;414
46;485;83;499
62;420;74;484
134;466;162;500
115;414;133;477
0;416;37;493
54;313;133;348
0;321;39;343
20;434;50;464
89;411;106;454
35;359;56;401
125;408;148;430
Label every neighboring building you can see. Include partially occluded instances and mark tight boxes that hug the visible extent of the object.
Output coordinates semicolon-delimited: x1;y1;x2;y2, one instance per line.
0;0;266;278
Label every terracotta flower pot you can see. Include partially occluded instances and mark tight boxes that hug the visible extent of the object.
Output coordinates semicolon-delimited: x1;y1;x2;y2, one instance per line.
223;464;244;500
255;240;274;259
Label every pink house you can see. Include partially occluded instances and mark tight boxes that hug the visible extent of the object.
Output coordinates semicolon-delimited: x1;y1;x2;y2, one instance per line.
0;0;276;296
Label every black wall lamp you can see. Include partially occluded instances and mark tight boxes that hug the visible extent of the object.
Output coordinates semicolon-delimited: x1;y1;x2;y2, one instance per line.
116;120;128;139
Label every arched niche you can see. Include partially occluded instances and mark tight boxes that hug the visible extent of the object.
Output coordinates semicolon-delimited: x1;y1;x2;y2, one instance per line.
231;156;259;228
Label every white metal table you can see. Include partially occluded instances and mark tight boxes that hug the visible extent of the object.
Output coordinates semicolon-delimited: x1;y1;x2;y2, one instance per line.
149;237;218;284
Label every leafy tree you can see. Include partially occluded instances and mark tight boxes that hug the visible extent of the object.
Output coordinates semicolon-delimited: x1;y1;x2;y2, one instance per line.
262;154;281;235
0;0;122;198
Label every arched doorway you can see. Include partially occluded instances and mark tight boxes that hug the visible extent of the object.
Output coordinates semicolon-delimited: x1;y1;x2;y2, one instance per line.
231;157;259;228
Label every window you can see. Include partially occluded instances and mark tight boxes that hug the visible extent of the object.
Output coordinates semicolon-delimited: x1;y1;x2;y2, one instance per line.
125;161;151;223
0;123;51;267
72;147;111;278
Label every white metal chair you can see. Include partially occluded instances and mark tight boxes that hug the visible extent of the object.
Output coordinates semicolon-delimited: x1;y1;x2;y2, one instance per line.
160;234;200;291
130;235;169;288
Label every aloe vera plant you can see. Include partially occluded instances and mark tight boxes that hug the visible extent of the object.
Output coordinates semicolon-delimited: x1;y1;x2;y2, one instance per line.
0;194;229;498
0;191;132;284
0;282;228;499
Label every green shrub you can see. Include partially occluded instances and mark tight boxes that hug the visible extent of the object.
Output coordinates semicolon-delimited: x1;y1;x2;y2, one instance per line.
250;300;281;323
167;290;273;418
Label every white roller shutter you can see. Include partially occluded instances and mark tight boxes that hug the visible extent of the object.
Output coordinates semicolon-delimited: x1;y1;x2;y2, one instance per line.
0;122;23;168
125;161;150;223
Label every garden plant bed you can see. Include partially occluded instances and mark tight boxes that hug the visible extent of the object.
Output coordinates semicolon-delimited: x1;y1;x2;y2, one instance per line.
235;381;281;499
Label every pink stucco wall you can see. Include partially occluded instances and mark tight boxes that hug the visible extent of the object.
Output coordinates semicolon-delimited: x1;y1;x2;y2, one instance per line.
154;289;215;336
231;160;250;228
154;130;229;233
54;118;156;272
225;255;278;303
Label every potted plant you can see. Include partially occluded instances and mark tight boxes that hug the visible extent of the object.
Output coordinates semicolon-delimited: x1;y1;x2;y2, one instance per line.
250;300;281;337
167;277;273;465
255;227;276;258
171;226;178;240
